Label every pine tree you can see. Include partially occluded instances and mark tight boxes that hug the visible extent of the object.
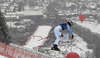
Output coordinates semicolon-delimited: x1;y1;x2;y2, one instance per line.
0;11;11;45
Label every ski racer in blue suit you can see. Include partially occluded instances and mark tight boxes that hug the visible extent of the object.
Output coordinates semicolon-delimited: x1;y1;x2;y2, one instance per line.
51;21;74;51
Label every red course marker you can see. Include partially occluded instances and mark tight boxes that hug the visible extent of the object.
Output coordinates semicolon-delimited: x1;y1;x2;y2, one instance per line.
79;15;86;23
66;52;80;58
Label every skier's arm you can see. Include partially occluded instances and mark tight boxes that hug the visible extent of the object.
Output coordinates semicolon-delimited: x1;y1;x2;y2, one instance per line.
67;25;73;36
68;29;73;36
67;25;74;39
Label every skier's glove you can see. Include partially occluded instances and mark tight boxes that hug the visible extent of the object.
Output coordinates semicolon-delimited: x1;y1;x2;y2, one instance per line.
71;35;74;39
61;34;64;37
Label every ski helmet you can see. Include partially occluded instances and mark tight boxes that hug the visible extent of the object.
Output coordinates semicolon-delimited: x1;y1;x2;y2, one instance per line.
67;21;73;27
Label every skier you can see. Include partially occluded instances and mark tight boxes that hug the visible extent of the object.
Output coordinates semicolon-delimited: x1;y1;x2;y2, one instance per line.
51;21;74;51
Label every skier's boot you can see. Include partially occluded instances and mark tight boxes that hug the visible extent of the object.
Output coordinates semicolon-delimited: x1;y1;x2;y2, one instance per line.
51;44;60;51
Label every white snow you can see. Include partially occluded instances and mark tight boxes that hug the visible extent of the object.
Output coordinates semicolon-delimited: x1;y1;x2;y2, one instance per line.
6;22;18;28
6;22;26;29
70;34;93;57
16;11;43;16
74;20;100;34
6;19;33;28
59;33;93;58
20;23;94;57
0;55;7;58
23;25;52;49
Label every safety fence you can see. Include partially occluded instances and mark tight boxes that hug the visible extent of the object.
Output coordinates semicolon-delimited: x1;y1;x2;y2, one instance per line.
0;42;54;58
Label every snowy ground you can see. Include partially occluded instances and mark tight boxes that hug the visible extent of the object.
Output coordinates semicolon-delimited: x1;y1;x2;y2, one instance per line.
23;25;52;49
73;20;100;35
6;19;32;28
6;21;19;28
0;55;7;58
20;24;94;58
6;18;97;58
65;33;93;58
41;33;93;58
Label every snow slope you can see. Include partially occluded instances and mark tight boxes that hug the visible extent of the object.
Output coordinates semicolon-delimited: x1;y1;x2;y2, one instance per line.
22;25;93;58
74;20;100;34
66;34;93;57
41;33;93;58
23;25;52;49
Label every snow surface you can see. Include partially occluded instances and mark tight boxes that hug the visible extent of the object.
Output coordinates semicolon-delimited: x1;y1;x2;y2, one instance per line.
22;24;93;58
42;33;93;58
0;55;7;58
74;20;100;34
23;25;52;49
6;22;18;28
58;33;93;58
6;19;32;28
69;34;93;57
